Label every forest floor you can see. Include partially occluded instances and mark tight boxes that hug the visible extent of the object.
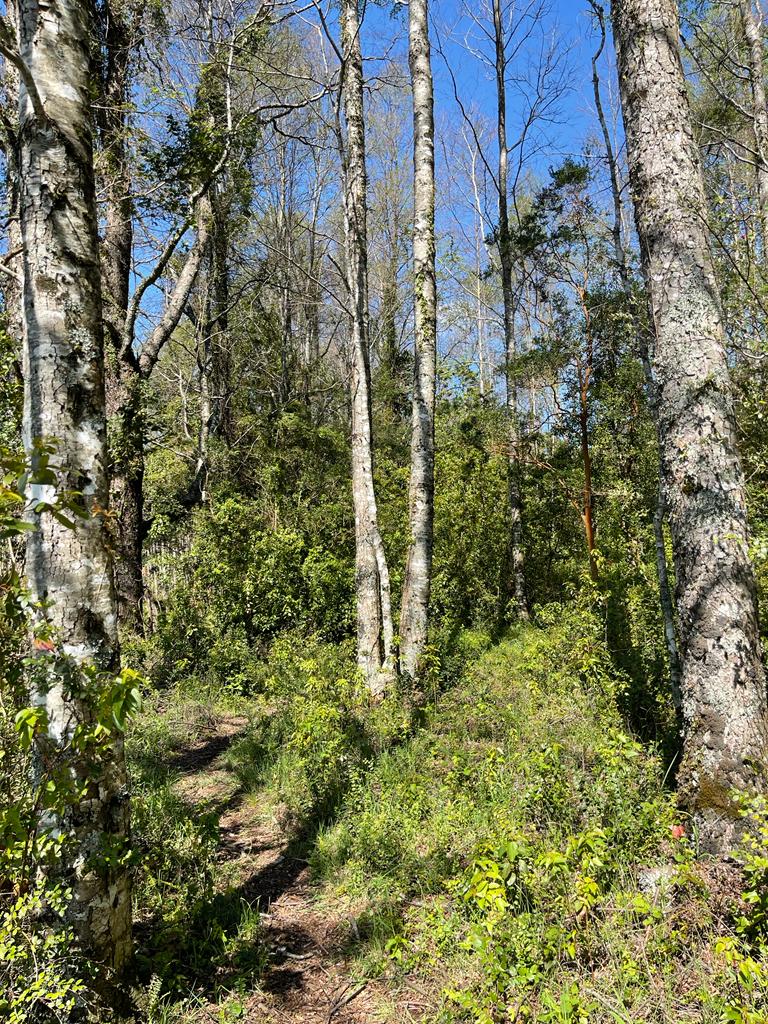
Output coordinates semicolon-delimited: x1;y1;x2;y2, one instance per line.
169;712;397;1024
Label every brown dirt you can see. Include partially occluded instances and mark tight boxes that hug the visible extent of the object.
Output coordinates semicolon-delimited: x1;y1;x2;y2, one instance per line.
170;714;392;1024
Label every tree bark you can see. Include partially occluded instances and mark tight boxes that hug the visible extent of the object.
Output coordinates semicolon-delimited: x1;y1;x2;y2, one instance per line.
400;0;437;679
192;187;230;503
740;0;768;254
1;0;22;351
340;0;395;692
18;0;131;968
613;0;768;852
492;0;529;622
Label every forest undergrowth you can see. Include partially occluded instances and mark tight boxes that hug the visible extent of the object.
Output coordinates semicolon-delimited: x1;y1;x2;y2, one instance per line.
119;607;768;1024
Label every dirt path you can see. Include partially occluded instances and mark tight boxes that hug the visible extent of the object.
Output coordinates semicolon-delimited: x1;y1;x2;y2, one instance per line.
171;715;383;1024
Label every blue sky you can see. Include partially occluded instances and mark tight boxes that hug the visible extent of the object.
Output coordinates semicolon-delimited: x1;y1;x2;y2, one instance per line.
359;0;609;175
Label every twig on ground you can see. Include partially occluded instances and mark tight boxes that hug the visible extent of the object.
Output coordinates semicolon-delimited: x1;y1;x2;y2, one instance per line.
327;981;368;1022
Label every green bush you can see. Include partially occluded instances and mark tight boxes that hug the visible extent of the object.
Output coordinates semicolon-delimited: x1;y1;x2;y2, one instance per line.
135;498;357;691
304;609;677;999
225;636;376;829
0;882;89;1024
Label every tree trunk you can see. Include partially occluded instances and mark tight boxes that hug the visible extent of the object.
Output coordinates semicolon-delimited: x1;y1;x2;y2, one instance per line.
209;187;232;441
400;0;437;679
740;0;768;254
492;0;529;622
197;186;232;484
340;0;394;692
613;0;768;852
98;1;214;627
18;0;131;968
98;0;145;636
577;359;599;583
1;0;22;351
589;1;629;290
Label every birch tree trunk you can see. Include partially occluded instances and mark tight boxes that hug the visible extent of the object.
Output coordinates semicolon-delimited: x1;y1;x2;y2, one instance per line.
18;0;131;968
492;0;529;622
613;0;768;852
400;0;436;679
340;0;395;691
740;0;768;254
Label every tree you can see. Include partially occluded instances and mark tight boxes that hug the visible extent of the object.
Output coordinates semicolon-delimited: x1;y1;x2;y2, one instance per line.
339;0;395;691
400;0;437;678
15;0;132;968
613;0;768;850
97;0;245;633
98;0;146;635
739;0;768;253
492;0;529;620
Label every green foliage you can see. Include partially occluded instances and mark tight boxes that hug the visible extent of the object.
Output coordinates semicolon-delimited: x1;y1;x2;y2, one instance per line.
0;882;88;1024
136;496;357;690
0;444;143;1020
225;636;377;829
308;611;673;985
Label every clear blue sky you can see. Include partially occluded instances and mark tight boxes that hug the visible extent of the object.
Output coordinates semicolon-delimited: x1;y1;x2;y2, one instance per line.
359;0;607;176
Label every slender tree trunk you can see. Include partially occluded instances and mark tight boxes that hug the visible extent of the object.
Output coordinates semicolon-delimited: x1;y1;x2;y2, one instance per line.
740;0;768;254
467;141;489;399
303;181;322;413
210;188;232;440
589;1;628;290
400;0;437;679
591;0;682;701
340;0;394;691
577;362;599;583
200;185;232;446
492;0;529;622
613;0;768;852
195;248;214;504
98;0;145;636
1;0;22;349
278;160;295;408
18;0;131;968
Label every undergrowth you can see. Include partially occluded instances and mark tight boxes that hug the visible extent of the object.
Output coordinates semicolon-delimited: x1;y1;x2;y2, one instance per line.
122;606;768;1022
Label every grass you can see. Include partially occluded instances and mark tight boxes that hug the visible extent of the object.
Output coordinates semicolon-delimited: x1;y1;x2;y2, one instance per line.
124;610;768;1023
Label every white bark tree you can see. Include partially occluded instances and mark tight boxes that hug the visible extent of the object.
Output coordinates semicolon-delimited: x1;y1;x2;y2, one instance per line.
16;0;132;968
400;0;437;679
613;0;768;852
340;0;395;691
